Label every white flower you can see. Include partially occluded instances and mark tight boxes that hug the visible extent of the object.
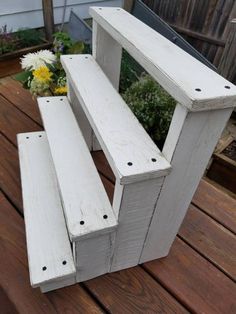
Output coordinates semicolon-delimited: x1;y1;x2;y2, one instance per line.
21;50;56;70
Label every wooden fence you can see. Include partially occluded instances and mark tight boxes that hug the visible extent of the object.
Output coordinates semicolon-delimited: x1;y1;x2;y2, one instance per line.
142;0;236;71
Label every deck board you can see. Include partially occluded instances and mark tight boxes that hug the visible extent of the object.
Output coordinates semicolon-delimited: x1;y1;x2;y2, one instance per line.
0;76;235;313
179;204;236;280
193;179;236;234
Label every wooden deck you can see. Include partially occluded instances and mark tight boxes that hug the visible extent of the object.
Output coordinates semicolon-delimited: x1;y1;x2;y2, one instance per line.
0;75;236;314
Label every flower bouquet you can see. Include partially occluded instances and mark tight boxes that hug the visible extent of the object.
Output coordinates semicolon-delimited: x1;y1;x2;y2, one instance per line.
15;32;85;97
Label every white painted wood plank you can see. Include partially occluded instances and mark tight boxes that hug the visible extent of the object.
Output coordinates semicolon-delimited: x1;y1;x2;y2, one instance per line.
75;232;115;282
90;7;236;111
110;177;164;271
40;275;76;293
67;82;93;150
61;55;171;184
92;19;122;150
140;106;233;262
92;20;122;90
38;96;117;242
17;131;76;288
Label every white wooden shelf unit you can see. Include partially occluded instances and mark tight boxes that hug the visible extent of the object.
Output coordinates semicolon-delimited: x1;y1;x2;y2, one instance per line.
18;7;236;292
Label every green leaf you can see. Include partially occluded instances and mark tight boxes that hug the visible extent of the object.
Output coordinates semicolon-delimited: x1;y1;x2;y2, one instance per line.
67;42;84;54
14;71;31;83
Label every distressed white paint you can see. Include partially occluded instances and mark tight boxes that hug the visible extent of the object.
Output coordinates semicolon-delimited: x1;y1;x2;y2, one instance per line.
110;177;164;271
90;7;236;111
92;20;122;90
61;55;171;184
76;232;115;281
38;96;117;242
140;106;233;262
0;0;123;31
17;131;76;289
67;82;93;150
40;275;76;293
91;20;122;151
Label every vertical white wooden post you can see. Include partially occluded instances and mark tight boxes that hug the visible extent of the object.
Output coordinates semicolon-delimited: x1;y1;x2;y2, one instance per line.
140;104;233;262
92;20;122;90
92;20;122;151
67;82;93;150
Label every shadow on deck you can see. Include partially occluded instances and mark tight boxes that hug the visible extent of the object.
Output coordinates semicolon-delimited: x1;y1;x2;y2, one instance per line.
0;75;235;314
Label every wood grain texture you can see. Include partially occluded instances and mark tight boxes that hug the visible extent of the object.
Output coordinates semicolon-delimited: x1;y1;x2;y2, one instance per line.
110;178;164;271
179;204;236;280
218;19;236;82
0;192;104;313
144;0;236;71
18;131;76;288
46;286;104;314
68;82;93;150
143;237;236;314
0;133;23;211
193;179;236;234
92;20;122;90
90;7;236;111
0;95;42;145
0;58;21;78
140;105;232;262
0;192;58;313
76;232;115;282
0;287;18;314
38;96;117;241
62;55;171;184
85;266;189;314
0;77;42;125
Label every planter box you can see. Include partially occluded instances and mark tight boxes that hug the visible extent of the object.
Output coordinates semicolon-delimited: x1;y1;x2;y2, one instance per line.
0;40;52;61
207;137;236;194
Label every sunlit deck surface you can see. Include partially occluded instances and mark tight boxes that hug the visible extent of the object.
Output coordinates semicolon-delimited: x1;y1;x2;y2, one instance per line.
0;74;235;314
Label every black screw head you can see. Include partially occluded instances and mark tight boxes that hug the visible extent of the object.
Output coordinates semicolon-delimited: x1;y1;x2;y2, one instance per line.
80;220;85;225
127;162;133;166
42;266;47;271
151;158;157;162
225;85;231;89
62;260;67;265
195;88;201;92
103;215;108;219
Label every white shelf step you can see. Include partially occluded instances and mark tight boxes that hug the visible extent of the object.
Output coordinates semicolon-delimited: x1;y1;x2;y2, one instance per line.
61;54;171;185
90;7;236;111
38;96;117;243
17;131;76;292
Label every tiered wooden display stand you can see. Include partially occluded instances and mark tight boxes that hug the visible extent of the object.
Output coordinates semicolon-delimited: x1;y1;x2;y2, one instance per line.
18;7;236;292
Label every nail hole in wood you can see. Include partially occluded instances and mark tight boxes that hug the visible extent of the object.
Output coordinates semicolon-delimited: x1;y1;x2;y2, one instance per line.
62;260;67;265
99;7;102;10
127;162;133;166
42;266;47;271
85;56;88;59
80;221;85;225
195;88;201;92
225;85;231;89
151;158;157;162
39;135;42;138
46;100;50;102
69;57;72;59
103;215;108;219
26;137;29;139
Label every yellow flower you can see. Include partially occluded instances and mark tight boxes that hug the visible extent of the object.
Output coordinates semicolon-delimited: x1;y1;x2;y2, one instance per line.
54;85;67;95
33;66;53;83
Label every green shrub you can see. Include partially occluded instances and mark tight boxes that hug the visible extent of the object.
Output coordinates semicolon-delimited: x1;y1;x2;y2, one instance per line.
122;75;176;146
16;28;43;47
119;50;144;93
